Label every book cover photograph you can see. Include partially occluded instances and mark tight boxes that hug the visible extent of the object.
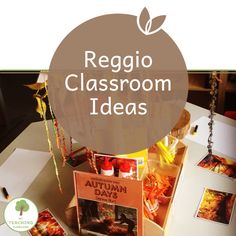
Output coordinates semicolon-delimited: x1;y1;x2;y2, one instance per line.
74;171;143;236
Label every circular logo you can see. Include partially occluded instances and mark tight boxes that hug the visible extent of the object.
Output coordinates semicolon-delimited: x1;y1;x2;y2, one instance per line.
48;8;188;154
4;198;38;232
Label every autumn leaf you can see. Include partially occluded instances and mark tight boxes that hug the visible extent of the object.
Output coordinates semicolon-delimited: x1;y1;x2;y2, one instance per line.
24;83;46;90
35;96;47;118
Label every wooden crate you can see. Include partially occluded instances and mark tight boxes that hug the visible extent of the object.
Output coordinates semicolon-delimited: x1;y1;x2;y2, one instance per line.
65;141;187;235
145;140;188;236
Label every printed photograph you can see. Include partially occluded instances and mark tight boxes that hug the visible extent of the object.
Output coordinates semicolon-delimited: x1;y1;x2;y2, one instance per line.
66;147;88;168
29;209;67;236
94;154;138;179
196;188;236;224
197;154;236;179
78;198;138;236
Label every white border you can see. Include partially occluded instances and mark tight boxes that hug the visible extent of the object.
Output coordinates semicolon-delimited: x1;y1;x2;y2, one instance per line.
1;0;236;69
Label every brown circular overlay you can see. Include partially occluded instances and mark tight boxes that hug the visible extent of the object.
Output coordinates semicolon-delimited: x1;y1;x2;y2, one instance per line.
48;11;188;154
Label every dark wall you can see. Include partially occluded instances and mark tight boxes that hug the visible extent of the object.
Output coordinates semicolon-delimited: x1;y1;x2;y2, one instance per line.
187;91;212;110
0;72;40;126
0;72;41;152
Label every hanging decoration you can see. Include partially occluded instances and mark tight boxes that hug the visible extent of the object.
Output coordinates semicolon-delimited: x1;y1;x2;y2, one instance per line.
25;81;63;192
207;72;221;158
25;79;98;191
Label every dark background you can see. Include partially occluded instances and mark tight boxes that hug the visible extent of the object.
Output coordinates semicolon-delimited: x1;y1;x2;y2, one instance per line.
0;72;43;152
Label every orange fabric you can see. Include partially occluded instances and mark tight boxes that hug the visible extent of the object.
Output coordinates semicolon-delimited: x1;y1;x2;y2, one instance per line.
224;111;236;120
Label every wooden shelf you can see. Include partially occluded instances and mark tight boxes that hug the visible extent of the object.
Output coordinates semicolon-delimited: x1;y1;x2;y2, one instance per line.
226;80;236;93
217;73;236;113
187;71;236;114
188;73;210;92
189;84;211;92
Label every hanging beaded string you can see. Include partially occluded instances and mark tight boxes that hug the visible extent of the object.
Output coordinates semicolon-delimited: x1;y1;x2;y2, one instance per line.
39;93;63;193
86;148;98;174
45;81;74;163
53;119;61;149
43;81;58;139
45;78;85;166
207;72;221;157
52;118;74;163
69;136;73;158
26;81;62;192
41;79;97;183
59;128;68;165
44;81;64;152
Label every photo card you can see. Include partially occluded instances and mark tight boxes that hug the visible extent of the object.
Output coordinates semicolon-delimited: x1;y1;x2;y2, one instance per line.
197;154;236;180
78;198;138;236
28;208;67;236
196;188;236;225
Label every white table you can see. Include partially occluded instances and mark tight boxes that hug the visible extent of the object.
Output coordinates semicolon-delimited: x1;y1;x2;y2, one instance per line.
0;102;235;235
168;103;236;236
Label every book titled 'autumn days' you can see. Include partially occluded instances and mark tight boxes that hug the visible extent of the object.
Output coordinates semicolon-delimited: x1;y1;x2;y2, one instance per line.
74;171;143;236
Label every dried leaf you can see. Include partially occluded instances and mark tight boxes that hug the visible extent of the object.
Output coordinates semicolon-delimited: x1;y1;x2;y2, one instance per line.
139;7;150;32
24;83;46;90
149;15;166;33
35;96;47;118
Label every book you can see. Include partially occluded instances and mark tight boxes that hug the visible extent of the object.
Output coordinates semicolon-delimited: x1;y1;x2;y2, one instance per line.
74;171;143;236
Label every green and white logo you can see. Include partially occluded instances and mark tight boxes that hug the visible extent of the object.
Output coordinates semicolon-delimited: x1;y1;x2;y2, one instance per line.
4;198;38;232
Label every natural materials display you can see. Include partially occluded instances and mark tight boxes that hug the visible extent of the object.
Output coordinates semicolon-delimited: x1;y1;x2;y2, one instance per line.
26;75;188;236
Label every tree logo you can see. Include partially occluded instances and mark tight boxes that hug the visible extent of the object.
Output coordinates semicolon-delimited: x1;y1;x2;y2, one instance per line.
4;198;38;232
15;199;30;216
